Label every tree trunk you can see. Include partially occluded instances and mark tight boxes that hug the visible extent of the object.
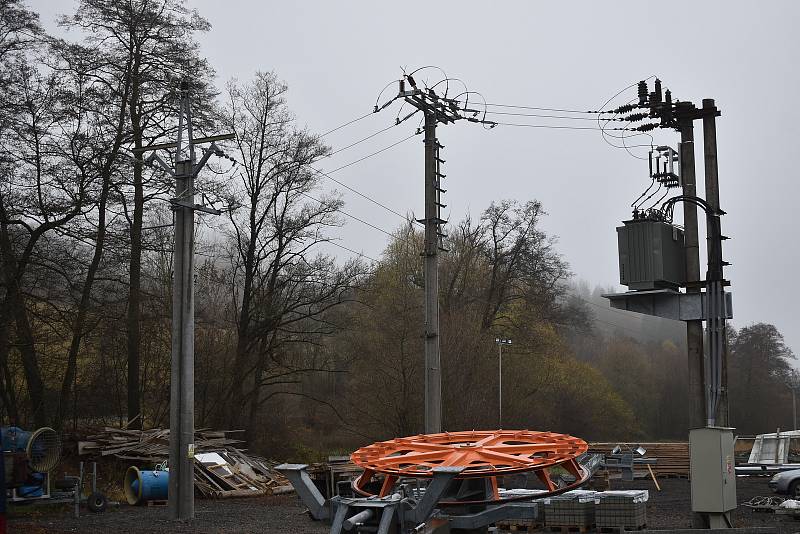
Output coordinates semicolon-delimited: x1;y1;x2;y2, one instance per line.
0;306;19;423
0;221;46;427
6;283;46;427
126;66;144;430
56;175;110;428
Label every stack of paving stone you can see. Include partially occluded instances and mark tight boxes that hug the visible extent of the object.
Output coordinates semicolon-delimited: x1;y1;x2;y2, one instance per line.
542;490;597;530
595;490;648;530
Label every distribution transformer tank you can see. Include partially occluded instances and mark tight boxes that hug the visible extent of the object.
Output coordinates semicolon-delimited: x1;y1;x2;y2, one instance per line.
617;219;686;290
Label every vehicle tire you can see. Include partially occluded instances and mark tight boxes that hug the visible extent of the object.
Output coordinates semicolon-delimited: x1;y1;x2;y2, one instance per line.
790;480;800;500
87;491;108;513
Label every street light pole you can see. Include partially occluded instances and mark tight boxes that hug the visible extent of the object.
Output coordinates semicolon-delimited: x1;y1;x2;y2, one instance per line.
495;338;512;428
791;370;799;430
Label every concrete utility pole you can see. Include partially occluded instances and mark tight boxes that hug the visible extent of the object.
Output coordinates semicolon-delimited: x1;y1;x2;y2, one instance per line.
134;80;233;520
422;110;442;434
385;75;488;434
701;98;728;426
677;104;706;430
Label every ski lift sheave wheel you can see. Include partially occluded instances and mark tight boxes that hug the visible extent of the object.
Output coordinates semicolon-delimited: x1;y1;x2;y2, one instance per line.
350;429;590;505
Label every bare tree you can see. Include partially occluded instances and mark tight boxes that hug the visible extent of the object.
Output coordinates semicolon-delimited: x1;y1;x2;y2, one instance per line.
221;72;364;438
0;41;100;426
62;0;214;428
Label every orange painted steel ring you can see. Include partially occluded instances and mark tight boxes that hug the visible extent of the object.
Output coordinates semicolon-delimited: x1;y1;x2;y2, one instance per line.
350;429;589;503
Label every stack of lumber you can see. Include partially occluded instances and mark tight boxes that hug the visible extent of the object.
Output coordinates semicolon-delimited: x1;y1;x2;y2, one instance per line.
78;427;291;498
78;427;243;460
589;442;690;477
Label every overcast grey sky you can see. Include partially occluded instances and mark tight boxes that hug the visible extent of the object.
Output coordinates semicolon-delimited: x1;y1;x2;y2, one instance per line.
30;1;799;354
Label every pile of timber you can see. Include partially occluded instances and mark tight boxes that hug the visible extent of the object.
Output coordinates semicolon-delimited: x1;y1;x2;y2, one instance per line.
589;442;690;478
78;427;291;498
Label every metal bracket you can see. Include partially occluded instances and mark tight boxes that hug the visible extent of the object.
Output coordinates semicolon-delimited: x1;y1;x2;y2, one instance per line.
602;288;733;321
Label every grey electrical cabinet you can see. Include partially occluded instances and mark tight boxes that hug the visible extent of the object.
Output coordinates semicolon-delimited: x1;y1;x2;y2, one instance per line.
617;219;686;290
690;427;737;513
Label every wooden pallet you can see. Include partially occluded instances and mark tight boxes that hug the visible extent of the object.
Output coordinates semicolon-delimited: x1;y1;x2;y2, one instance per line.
147;499;168;507
547;525;593;533
496;520;541;531
496;524;539;532
598;524;647;533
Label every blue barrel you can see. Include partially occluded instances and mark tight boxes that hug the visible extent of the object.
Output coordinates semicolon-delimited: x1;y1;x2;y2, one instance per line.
124;466;169;505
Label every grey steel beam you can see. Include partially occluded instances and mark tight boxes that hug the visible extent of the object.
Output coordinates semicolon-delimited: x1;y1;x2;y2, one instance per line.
275;463;329;520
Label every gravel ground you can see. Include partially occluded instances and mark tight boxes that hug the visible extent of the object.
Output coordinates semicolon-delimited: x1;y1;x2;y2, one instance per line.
9;476;797;533
611;476;799;533
8;494;328;534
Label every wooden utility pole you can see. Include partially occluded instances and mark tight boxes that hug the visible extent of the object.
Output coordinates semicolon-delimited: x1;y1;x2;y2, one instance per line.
134;80;233;520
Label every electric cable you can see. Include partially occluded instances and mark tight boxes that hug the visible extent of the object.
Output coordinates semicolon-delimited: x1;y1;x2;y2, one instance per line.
631;177;657;211
298;191;394;238
309;165;410;222
597;76;658;160
473;102;604;114
326;240;380;264
323;132;418;174
320;111;375;138
491;122;637;131
324;123;397;159
229;131;420;228
484;110;626;121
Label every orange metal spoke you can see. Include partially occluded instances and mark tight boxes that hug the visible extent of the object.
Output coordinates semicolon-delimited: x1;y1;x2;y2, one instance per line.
376;449;452;465
485;442;566;454
475;449;537;466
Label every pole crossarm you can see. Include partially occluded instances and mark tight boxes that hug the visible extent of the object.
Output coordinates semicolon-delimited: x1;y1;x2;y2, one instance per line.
131;132;236;154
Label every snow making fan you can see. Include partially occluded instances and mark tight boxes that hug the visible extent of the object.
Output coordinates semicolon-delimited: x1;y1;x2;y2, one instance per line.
2;426;61;474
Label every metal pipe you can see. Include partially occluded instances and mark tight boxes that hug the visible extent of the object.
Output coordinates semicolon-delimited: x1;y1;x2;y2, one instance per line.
75;462;83;518
343;509;374;530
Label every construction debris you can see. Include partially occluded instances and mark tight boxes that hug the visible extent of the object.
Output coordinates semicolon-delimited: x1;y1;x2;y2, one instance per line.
78;427;291;498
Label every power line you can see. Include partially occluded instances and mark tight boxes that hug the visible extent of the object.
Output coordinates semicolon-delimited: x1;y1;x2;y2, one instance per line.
492;122;635;131
320;111;375;137
226;131;419;229
324;133;418;174
324;123;397;159
326;240;380;263
484;110;624;121
465;102;603;114
298;191;395;238
310;165;411;222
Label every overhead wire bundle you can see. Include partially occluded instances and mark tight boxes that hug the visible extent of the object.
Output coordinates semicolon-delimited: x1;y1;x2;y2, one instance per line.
195;69;684;265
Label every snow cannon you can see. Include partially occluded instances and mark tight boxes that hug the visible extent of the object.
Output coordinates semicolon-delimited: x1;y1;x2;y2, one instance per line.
124;466;169;505
1;426;61;477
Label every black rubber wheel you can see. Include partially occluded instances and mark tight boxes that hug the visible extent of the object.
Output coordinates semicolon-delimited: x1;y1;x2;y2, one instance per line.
789;480;800;500
87;491;108;513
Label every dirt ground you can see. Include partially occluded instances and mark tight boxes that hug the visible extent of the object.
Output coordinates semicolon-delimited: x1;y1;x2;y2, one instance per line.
8;476;798;533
